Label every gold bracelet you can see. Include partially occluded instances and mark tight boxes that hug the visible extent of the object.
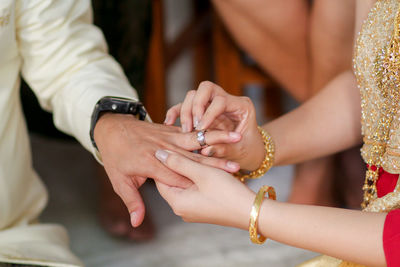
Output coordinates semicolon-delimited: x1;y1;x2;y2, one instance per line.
234;126;275;182
249;185;276;244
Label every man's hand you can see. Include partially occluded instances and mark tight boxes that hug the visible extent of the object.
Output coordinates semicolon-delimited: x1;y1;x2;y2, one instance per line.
93;113;241;228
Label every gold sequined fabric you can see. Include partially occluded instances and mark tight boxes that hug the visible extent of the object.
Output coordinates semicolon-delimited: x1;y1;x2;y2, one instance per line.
355;0;400;174
355;0;400;211
296;255;366;267
300;1;400;266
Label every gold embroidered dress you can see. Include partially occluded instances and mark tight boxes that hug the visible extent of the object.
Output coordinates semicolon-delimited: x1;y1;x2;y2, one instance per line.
299;0;400;266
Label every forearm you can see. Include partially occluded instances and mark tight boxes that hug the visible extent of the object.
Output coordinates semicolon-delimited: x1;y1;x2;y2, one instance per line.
257;201;386;266
264;71;362;166
17;0;139;156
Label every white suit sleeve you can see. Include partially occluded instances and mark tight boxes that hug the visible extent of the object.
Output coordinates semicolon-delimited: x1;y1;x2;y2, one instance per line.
16;0;142;156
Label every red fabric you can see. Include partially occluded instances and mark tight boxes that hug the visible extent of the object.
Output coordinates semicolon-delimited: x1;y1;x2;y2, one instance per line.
383;209;400;267
372;166;399;198
369;165;400;267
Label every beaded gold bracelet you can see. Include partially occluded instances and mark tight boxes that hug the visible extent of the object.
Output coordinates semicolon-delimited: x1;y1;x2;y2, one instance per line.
234;126;275;182
249;185;276;244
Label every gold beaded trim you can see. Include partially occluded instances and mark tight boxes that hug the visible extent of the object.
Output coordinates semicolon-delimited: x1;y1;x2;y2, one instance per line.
234;127;275;182
360;2;400;210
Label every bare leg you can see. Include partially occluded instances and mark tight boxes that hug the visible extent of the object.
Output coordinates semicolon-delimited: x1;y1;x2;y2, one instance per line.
289;0;356;205
310;0;355;94
213;0;357;205
212;0;310;102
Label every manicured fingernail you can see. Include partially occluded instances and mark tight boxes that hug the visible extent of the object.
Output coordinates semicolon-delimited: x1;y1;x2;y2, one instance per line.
130;212;137;227
163;116;170;125
202;146;213;156
155;149;169;163
229;132;241;140
226;161;239;171
193;117;199;128
195;121;203;130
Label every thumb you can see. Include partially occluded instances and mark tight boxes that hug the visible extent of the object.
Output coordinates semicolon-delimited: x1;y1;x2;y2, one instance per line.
155;180;183;206
116;175;146;228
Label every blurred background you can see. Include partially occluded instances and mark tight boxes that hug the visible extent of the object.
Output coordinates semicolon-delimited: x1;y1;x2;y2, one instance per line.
21;0;339;266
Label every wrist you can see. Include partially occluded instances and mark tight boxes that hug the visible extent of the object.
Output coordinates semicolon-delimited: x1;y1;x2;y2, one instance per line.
235;190;257;230
90;97;147;149
93;113;137;148
244;128;266;171
234;126;274;182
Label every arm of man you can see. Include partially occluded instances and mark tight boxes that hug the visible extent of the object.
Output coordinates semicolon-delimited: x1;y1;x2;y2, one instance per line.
16;0;237;227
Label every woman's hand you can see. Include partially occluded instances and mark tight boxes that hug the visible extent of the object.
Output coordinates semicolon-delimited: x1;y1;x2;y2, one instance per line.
154;149;256;229
164;81;265;171
94;113;242;227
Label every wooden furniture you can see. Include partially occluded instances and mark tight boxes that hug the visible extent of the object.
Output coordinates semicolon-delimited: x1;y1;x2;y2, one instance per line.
145;0;283;123
212;12;283;119
145;0;212;123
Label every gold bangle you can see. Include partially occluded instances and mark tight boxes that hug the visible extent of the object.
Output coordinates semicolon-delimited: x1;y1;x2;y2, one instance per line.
249;185;276;244
234;126;275;182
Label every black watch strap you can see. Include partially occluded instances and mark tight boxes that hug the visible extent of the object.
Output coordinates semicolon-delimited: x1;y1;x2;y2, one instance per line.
90;97;147;149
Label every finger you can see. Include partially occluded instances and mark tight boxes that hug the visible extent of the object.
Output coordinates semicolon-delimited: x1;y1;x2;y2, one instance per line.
180;90;196;133
193;81;226;129
165;103;182;125
173;129;241;151
112;174;146;228
177;147;240;173
198;95;228;130
201;95;255;133
201;144;231;159
148;158;193;189
155;149;222;184
154;181;183;206
208;114;236;131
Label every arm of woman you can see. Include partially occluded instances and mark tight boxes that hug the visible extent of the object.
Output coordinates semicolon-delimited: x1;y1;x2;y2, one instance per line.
258;200;386;267
155;150;386;267
166;70;362;170
265;70;362;166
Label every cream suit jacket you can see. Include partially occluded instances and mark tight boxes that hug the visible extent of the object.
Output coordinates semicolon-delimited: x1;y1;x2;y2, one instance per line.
0;0;141;266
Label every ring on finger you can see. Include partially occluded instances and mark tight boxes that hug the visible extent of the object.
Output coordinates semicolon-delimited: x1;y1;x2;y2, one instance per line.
196;129;208;148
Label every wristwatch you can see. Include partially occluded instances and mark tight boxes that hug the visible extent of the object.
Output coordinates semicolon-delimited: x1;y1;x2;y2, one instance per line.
90;96;147;149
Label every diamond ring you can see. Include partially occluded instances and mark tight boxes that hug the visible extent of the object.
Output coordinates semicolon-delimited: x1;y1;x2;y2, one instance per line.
196;130;207;147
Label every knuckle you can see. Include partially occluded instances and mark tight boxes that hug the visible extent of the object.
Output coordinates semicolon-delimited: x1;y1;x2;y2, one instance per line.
190;133;199;147
219;131;230;140
198;80;214;89
213;95;226;103
168;103;181;114
166;108;175;117
192;100;203;111
186;90;196;98
214;146;227;158
181;103;192;115
239;96;252;105
180;133;195;148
